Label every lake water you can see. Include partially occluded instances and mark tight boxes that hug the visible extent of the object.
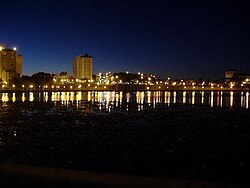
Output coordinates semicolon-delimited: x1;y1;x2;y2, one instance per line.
0;91;249;110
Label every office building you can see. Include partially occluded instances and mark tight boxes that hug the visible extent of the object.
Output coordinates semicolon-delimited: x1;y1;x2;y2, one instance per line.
72;53;92;81
0;44;22;82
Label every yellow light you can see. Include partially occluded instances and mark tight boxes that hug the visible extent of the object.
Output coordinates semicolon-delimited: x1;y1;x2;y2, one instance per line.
12;85;15;88
29;85;33;88
2;85;5;88
22;85;25;88
147;87;149;90
115;76;118;79
70;85;73;89
13;47;17;51
104;86;106;89
0;46;2;51
52;85;54;88
78;85;82;88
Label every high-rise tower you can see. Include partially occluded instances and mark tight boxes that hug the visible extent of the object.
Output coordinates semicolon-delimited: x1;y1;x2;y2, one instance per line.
0;44;22;82
72;53;92;81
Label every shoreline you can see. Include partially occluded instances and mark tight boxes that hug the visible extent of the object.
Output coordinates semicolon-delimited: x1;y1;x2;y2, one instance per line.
0;103;249;185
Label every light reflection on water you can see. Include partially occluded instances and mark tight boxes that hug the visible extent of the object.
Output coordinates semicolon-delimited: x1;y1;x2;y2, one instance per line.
0;91;250;110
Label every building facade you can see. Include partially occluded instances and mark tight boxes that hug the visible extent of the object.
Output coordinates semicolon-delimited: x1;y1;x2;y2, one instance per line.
72;54;92;81
0;44;22;82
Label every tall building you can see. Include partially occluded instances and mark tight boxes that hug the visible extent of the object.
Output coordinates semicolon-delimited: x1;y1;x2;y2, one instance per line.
72;54;92;81
0;44;22;82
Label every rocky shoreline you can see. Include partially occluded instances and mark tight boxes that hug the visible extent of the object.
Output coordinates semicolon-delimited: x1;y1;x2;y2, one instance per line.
0;101;249;185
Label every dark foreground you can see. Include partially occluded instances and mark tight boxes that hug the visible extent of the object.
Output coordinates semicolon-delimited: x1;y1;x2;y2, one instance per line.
0;101;249;187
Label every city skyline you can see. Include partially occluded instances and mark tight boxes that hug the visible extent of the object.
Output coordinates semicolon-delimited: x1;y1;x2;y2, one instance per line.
1;0;250;79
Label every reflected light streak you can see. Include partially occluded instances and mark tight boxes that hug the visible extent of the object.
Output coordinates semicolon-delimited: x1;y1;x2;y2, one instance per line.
201;91;204;104
119;92;123;106
147;91;151;104
246;92;249;109
2;93;8;102
167;92;170;105
22;93;26;102
156;91;160;103
210;91;214;107
29;92;34;102
70;92;74;101
115;92;119;107
76;92;82;102
126;93;130;103
230;91;233;107
12;93;16;102
87;92;91;101
183;91;186;104
192;91;195;105
51;92;56;101
216;91;220;107
44;92;48;102
220;91;223;107
106;92;110;111
240;92;244;108
173;91;176;104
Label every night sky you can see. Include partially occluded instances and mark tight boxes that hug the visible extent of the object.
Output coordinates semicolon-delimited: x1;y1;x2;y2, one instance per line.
1;0;250;79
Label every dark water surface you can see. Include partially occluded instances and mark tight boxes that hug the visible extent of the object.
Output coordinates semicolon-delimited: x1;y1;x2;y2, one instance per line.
1;90;249;110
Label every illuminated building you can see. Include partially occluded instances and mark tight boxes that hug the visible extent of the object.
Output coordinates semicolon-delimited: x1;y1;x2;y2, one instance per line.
225;70;236;82
72;54;92;81
0;44;22;82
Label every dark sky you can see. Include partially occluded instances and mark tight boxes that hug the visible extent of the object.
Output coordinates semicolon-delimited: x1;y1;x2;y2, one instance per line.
1;0;250;79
